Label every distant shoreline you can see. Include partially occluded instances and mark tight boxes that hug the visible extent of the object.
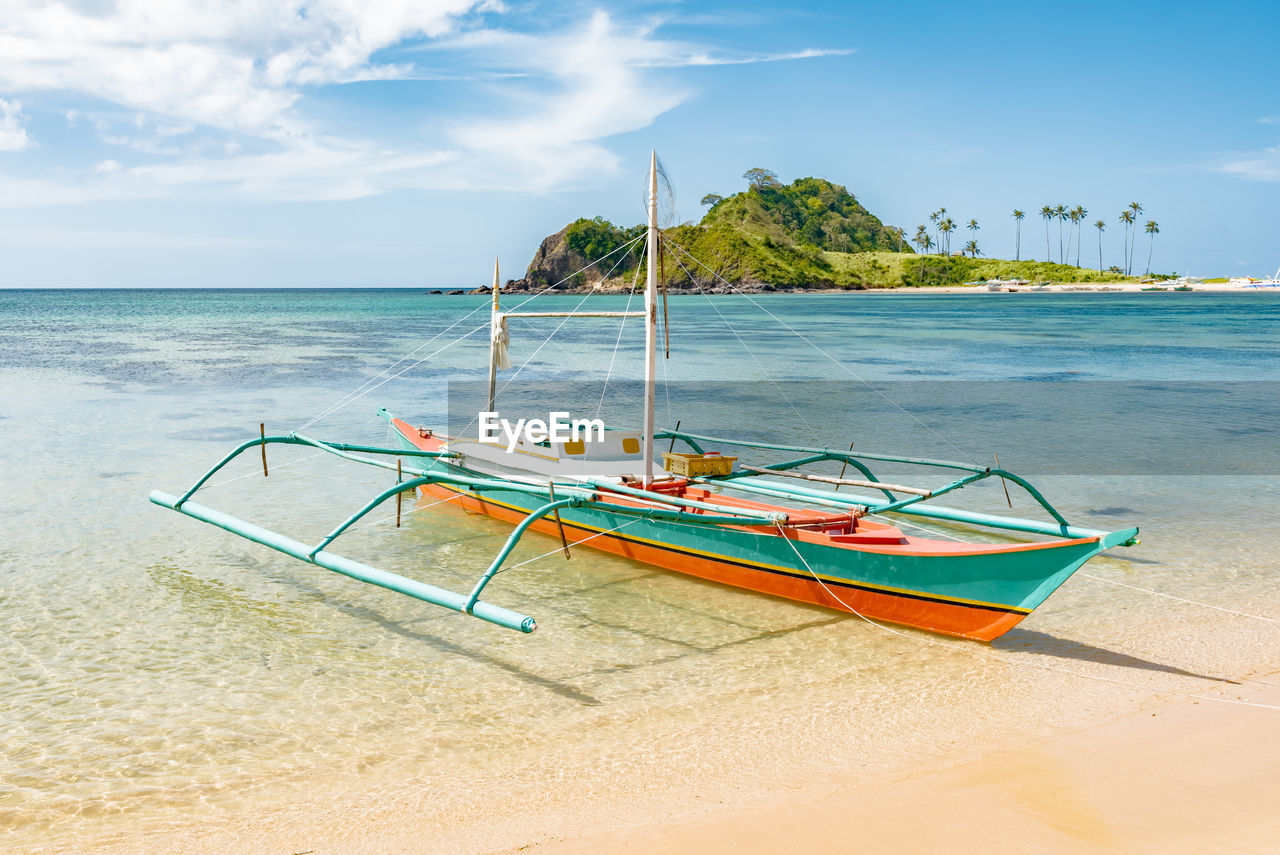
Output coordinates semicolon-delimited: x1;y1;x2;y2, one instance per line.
429;280;1278;297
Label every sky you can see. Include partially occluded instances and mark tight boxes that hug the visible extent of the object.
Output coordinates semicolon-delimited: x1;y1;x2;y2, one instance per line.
1;0;1277;287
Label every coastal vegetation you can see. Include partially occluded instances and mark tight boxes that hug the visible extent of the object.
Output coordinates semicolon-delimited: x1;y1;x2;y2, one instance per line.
516;170;1144;292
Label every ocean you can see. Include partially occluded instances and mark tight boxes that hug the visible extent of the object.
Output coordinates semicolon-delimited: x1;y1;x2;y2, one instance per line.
2;289;1278;853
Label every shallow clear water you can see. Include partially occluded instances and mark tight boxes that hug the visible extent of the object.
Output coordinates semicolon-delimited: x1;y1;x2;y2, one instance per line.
1;289;1278;852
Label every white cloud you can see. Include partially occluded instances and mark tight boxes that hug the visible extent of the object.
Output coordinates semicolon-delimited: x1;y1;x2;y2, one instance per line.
1218;145;1280;182
1258;115;1280;125
0;98;32;151
444;11;690;190
0;3;850;203
0;0;485;137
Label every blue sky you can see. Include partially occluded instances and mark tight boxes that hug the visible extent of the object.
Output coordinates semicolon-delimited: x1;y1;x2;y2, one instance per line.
1;0;1277;286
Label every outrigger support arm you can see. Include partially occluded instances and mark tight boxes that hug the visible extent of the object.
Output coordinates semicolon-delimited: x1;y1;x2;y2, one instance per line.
151;422;808;635
464;497;582;613
150;429;601;634
654;429;1111;542
149;490;538;633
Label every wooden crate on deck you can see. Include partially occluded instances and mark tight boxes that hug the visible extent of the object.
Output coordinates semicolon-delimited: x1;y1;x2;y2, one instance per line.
661;452;737;477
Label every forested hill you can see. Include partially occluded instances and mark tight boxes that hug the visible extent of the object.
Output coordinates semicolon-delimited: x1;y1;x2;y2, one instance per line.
509;169;907;292
503;169;1118;292
700;170;903;254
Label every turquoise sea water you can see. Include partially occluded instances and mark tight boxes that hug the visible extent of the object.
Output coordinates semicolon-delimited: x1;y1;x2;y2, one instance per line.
2;289;1279;852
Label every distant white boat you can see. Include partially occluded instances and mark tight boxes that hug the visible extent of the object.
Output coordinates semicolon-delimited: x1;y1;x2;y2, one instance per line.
1231;267;1280;287
973;277;1029;291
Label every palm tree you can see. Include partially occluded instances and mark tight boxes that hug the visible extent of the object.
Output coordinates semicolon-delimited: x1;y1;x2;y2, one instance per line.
913;227;932;280
964;239;980;258
1127;202;1143;273
1053;204;1067;263
1094;219;1106;271
1066;207;1080;266
1040;205;1053;260
929;208;947;251
1072;205;1087;267
1144;220;1159;274
939;217;956;255
1012;209;1025;261
966;218;979;257
1119;210;1135;275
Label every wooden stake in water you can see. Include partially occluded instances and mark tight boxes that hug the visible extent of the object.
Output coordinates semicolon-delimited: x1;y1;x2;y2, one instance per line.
834;441;855;491
260;423;268;477
995;452;1012;508
396;458;403;528
548;483;571;560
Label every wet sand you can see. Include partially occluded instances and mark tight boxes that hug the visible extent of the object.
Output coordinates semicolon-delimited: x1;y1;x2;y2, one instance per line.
523;673;1280;855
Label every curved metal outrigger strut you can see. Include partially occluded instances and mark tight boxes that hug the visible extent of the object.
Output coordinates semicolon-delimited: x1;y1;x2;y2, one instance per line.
654;429;1134;544
150;428;803;633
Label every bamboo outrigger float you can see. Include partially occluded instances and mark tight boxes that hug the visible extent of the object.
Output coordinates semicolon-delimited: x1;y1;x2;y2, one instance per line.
151;152;1138;642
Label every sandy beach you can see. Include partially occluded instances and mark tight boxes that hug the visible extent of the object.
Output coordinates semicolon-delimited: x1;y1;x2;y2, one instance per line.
523;674;1280;855
72;667;1280;855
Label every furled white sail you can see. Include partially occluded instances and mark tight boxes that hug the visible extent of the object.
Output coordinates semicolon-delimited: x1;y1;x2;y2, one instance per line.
492;314;511;370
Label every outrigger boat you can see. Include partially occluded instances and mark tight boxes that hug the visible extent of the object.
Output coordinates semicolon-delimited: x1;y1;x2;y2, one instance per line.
150;153;1139;642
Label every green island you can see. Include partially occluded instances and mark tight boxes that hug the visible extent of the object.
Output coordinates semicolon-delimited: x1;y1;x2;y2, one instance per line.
504;169;1132;293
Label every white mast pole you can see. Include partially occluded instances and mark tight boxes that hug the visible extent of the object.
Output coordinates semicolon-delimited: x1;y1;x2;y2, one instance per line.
487;257;500;413
643;150;658;487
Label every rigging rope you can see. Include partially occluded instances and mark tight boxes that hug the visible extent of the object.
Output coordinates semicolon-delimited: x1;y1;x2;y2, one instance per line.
595;260;645;420
296;234;645;431
662;237;980;465
665;238;819;442
452;238;641;441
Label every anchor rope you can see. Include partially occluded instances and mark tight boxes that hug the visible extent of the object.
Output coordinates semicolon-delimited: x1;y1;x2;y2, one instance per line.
773;522;1280;712
867;512;1278;687
296;234;645;431
662;236;980;466
1077;572;1280;625
873;512;1279;627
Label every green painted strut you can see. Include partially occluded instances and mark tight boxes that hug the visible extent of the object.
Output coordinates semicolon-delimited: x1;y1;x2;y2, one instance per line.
149;490;537;633
464;497;582;612
656;429;1075;531
173;433;457;507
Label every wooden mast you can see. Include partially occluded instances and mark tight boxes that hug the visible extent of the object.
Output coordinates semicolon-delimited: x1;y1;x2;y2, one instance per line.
643;151;658;487
486;257;500;413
